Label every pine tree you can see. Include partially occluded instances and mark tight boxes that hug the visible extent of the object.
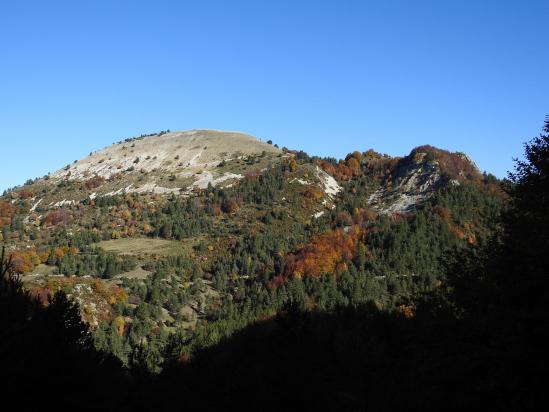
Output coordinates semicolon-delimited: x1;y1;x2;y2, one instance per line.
500;116;549;311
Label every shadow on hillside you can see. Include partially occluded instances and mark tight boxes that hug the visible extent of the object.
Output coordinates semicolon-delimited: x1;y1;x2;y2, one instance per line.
138;298;541;412
2;246;545;412
0;260;128;411
1;272;544;412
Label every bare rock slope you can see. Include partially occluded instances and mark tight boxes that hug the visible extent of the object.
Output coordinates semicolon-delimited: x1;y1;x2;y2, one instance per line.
367;146;482;214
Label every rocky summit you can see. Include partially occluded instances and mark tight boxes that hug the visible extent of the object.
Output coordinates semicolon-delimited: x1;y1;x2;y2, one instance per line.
48;130;282;198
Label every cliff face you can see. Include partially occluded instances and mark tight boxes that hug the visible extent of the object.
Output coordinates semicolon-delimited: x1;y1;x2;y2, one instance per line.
366;146;482;214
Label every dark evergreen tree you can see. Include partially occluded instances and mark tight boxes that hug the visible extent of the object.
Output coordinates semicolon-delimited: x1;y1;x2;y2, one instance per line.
502;116;549;307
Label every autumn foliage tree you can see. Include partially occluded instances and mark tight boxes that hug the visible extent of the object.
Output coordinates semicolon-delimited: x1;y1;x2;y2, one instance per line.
41;209;71;226
318;150;391;181
284;227;366;280
84;175;105;190
9;249;41;273
0;201;15;227
221;198;239;214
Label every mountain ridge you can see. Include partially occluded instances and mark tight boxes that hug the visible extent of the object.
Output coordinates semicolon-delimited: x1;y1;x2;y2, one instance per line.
2;130;492;221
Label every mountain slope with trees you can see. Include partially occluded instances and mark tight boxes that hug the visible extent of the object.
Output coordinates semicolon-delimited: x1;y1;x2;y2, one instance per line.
2;119;547;410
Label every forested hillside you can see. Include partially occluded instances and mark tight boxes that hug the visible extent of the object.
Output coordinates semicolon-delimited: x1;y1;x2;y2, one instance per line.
1;120;547;410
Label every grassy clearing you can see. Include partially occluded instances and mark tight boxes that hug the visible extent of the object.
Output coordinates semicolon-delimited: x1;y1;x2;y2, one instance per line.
21;264;59;282
97;237;187;256
115;266;153;280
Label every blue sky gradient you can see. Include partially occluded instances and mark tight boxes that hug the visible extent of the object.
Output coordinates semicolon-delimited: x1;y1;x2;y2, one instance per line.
1;0;547;191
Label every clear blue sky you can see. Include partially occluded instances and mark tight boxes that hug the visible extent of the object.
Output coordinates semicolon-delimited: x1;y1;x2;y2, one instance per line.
1;0;547;191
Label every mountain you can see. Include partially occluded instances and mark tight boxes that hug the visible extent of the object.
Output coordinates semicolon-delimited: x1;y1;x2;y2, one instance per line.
0;130;503;366
29;130;282;205
10;130;485;218
11;124;549;411
3;117;549;412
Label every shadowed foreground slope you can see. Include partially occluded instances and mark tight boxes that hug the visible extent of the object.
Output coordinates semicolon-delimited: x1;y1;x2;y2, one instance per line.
0;246;128;410
142;295;541;412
